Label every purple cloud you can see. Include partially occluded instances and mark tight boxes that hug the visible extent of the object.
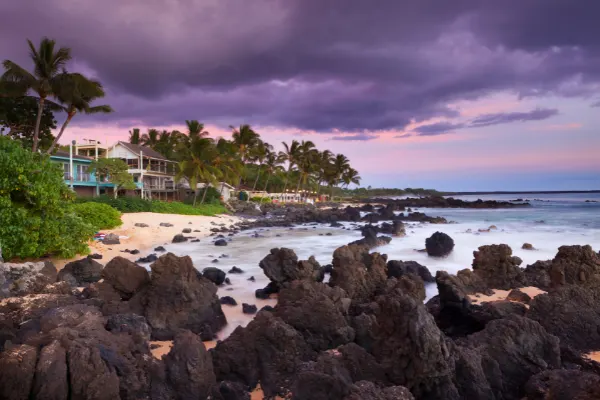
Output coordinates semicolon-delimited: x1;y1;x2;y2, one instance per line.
0;1;597;133
412;122;466;136
469;108;559;128
331;133;379;141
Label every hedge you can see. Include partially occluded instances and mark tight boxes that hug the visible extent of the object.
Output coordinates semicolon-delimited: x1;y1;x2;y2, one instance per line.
72;202;122;230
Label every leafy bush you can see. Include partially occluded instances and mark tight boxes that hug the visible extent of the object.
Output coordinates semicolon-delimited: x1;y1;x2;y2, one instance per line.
0;136;94;259
250;196;270;203
182;186;221;205
77;195;228;216
72;202;122;230
75;195;152;212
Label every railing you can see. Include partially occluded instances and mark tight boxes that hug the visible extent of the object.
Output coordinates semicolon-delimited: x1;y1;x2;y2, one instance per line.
143;181;175;190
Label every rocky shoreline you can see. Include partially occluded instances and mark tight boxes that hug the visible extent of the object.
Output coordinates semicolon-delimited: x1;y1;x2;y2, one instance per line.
1;219;600;399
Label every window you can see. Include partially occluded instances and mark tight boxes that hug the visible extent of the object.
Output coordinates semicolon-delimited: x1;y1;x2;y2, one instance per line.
77;165;90;182
63;163;70;180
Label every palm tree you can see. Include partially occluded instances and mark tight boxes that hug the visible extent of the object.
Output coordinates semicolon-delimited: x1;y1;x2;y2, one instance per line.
342;167;361;189
327;154;350;200
231;124;260;189
250;141;273;191
314;150;333;195
262;150;284;193
47;73;112;153
129;128;141;144
176;137;220;205
1;37;72;152
295;140;317;196
186;120;209;140
279;139;301;196
214;138;243;196
141;128;160;148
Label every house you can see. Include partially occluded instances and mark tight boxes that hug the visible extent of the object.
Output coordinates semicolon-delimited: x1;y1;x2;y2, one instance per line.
106;141;179;200
190;182;235;202
49;151;115;197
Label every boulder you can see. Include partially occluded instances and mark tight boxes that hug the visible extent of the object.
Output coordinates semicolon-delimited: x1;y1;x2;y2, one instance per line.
242;303;257;314
31;340;68;400
215;239;228;246
425;231;454;257
228;266;244;274
102;233;120;245
507;288;531;304
163;330;217;399
182;228;192;233
154;246;166;252
57;256;103;286
203;267;227;285
274;280;354;351
344;381;414;400
259;248;321;285
0;344;38;400
0;260;57;298
134;223;149;227
130;253;226;340
212;311;316;398
136;254;158;263
101;256;150;298
527;284;600;352
105;313;152;341
159;222;174;227
548;245;600;286
392;220;406;237
524;370;600;400
387;260;434;282
522;243;534;250
329;244;388;305
172;234;188;243
220;296;238;306
472;244;524;289
523;260;552;289
215;381;251;400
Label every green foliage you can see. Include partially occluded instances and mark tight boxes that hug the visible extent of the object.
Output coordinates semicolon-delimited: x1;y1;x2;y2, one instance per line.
183;186;221;205
90;158;135;197
250;196;270;202
71;202;122;230
0;136;94;259
77;195;228;216
0;96;58;151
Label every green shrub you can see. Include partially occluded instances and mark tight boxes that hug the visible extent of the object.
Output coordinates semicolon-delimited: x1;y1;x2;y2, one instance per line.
250;196;270;203
72;202;122;230
0;136;95;259
75;195;152;212
183;186;221;205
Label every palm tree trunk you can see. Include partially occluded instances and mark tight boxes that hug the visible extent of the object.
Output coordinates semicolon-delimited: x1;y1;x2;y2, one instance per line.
252;166;262;191
200;185;208;204
32;96;45;152
193;189;198;206
47;112;75;154
263;174;271;192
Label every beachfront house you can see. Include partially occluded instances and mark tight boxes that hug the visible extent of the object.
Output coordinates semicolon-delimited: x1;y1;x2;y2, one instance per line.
180;181;235;202
106;141;178;200
49;151;115;197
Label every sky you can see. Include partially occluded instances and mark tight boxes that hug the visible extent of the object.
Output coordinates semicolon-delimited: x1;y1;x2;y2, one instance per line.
1;0;599;191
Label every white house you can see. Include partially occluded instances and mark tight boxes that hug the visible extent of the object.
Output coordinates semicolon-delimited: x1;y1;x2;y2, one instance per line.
186;182;235;202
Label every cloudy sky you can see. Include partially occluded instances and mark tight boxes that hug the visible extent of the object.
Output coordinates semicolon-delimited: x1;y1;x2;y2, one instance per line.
2;0;599;191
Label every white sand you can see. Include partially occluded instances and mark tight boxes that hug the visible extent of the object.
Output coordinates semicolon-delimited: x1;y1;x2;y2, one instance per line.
53;212;243;269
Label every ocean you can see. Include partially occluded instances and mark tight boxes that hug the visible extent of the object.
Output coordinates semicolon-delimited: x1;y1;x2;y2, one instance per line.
142;192;600;338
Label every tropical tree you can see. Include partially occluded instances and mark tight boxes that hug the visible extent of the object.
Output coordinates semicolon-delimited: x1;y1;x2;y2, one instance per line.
141;128;160;148
262;150;284;193
250;141;273;191
295;140;317;195
128;128;141;144
0;95;57;151
314;149;333;195
279;139;300;194
213;138;243;196
327;153;350;200
176;137;221;205
89;158;136;199
1;37;72;152
47;73;113;153
231;124;260;189
186;120;209;140
342;167;361;189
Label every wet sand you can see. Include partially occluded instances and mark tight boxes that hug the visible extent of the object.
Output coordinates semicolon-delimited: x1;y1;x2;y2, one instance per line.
469;286;546;305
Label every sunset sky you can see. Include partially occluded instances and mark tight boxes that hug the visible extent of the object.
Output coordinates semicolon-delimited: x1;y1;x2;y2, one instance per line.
1;1;599;191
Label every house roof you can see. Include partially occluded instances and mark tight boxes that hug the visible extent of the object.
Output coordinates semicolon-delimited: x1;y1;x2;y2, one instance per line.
51;151;94;162
117;141;172;161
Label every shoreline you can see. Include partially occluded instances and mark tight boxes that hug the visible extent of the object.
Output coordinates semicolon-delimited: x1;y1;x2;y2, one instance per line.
52;212;245;270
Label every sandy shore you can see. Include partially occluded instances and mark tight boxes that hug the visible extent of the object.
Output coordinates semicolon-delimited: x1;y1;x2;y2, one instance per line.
468;286;546;306
53;212;243;269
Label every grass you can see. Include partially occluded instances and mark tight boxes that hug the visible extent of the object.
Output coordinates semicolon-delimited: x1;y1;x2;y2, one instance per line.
76;195;229;216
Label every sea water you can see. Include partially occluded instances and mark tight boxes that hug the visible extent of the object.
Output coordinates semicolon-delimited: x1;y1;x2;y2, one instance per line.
141;192;600;338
